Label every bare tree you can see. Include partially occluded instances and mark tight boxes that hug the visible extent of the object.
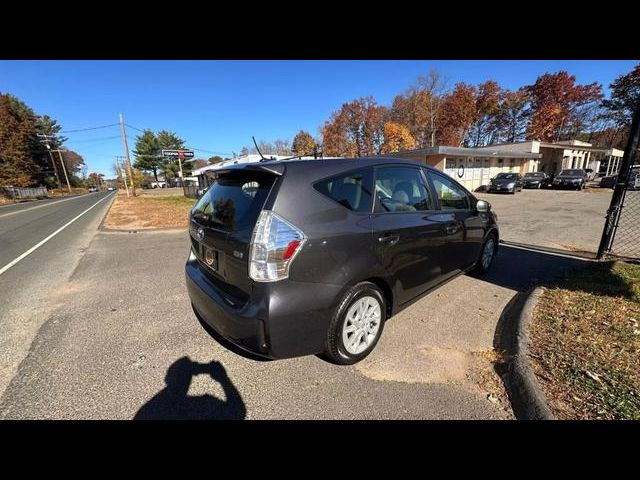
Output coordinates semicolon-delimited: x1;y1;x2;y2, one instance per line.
415;70;450;147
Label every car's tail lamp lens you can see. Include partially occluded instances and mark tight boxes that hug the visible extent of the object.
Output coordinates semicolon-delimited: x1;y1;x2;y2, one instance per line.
249;210;306;282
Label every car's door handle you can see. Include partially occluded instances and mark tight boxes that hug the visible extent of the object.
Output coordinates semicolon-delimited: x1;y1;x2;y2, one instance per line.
444;222;460;235
378;234;400;246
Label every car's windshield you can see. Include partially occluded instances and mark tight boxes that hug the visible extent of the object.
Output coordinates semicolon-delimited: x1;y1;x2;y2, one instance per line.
559;169;584;176
524;172;544;178
495;173;517;180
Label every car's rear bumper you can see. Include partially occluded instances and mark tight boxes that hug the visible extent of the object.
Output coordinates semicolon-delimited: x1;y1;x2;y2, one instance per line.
186;255;343;359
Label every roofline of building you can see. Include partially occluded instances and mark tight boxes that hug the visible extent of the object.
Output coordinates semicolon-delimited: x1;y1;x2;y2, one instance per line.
489;140;623;156
391;146;542;159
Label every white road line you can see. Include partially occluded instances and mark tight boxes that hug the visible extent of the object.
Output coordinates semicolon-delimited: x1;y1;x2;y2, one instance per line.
0;194;96;219
0;193;114;276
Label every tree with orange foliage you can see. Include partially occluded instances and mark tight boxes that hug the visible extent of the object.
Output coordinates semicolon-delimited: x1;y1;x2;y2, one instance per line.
381;122;416;153
0;94;39;187
526;71;602;141
468;81;503;147
322;97;386;157
439;83;477;147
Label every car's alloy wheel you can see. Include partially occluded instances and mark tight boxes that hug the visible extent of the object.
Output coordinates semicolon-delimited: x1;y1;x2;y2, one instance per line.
323;282;386;365
474;233;497;274
341;296;382;355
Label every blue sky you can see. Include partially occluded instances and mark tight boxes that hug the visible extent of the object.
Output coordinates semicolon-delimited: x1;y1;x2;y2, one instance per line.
0;60;637;176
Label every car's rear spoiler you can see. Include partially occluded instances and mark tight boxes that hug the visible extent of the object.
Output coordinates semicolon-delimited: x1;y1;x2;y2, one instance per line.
204;163;285;178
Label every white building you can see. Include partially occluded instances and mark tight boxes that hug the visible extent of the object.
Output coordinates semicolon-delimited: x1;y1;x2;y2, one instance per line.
191;154;342;189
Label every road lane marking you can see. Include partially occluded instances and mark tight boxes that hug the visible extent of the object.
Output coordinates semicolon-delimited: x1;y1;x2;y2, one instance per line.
0;193;115;276
0;193;97;219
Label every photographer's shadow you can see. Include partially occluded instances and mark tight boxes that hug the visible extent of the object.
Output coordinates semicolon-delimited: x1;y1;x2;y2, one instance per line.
134;357;246;420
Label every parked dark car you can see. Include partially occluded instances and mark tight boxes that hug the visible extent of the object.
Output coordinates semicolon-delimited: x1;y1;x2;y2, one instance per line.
487;172;523;194
185;158;500;365
522;172;548;189
552;169;587;190
540;172;556;188
599;175;616;189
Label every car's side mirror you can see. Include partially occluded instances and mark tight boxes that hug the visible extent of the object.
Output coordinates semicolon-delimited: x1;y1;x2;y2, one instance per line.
476;200;491;213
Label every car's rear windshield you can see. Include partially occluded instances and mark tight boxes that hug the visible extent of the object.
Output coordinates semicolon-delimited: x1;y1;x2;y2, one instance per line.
191;170;275;231
495;173;517;179
524;172;544;177
560;169;584;176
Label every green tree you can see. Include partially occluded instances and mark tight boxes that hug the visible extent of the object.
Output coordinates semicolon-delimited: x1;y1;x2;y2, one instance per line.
292;130;317;156
602;63;640;127
208;155;223;164
133;129;161;182
157;130;186;183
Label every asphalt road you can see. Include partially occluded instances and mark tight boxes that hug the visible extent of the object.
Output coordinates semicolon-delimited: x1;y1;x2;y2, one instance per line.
0;220;589;419
0;191;115;397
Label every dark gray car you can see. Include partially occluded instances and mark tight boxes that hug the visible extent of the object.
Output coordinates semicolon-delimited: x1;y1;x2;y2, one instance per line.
552;169;587;190
185;157;499;365
487;172;523;194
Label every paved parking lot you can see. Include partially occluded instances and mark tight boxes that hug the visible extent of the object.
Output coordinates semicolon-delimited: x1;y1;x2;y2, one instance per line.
476;188;613;254
0;226;589;419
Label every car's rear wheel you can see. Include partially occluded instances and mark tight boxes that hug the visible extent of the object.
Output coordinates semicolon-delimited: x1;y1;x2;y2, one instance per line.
323;282;386;365
474;232;497;274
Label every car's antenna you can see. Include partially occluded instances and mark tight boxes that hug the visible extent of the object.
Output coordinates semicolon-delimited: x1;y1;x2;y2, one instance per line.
253;136;267;162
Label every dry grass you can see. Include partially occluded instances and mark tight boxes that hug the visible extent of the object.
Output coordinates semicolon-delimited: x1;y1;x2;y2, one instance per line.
104;192;195;230
529;261;640;419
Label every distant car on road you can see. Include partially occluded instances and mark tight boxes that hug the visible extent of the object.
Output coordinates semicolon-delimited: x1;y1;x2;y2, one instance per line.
552;169;587;190
522;172;548;189
487;172;523;194
107;186;115;191
88;186;97;192
186;157;499;364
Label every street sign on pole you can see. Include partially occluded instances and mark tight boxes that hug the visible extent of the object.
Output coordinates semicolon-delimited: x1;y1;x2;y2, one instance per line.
161;150;193;187
161;149;195;159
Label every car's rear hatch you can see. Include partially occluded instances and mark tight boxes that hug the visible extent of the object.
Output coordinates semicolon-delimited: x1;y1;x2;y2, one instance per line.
189;166;280;305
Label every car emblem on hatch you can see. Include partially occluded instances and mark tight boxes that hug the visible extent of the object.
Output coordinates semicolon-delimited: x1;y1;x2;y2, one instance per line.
196;227;204;241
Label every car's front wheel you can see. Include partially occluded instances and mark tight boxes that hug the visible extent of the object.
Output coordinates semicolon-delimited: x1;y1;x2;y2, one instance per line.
474;232;498;274
323;282;386;365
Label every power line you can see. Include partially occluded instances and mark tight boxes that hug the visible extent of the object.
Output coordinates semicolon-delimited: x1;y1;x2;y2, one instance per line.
125;123;146;133
65;135;122;144
188;146;233;156
61;123;120;134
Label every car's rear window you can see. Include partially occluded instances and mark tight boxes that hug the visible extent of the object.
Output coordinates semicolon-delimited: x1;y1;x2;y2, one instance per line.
495;173;517;180
313;168;373;213
191;171;275;231
560;169;584;176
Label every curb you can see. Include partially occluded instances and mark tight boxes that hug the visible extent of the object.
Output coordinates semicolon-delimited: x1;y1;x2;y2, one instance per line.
495;287;555;420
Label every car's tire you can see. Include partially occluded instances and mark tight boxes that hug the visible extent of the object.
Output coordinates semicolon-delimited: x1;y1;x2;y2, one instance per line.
474;232;498;274
323;282;387;365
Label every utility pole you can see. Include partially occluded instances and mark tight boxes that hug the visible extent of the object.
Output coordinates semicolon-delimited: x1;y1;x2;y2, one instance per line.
115;156;130;197
119;113;136;196
37;134;62;191
51;149;72;193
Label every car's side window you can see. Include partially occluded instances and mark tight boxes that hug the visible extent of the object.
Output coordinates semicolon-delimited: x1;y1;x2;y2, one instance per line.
374;166;433;213
428;171;470;211
313;168;373;213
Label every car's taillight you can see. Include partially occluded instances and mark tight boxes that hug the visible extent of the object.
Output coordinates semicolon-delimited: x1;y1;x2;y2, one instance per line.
249;210;306;282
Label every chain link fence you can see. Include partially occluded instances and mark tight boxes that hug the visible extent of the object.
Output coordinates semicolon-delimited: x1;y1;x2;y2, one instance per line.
608;167;640;259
